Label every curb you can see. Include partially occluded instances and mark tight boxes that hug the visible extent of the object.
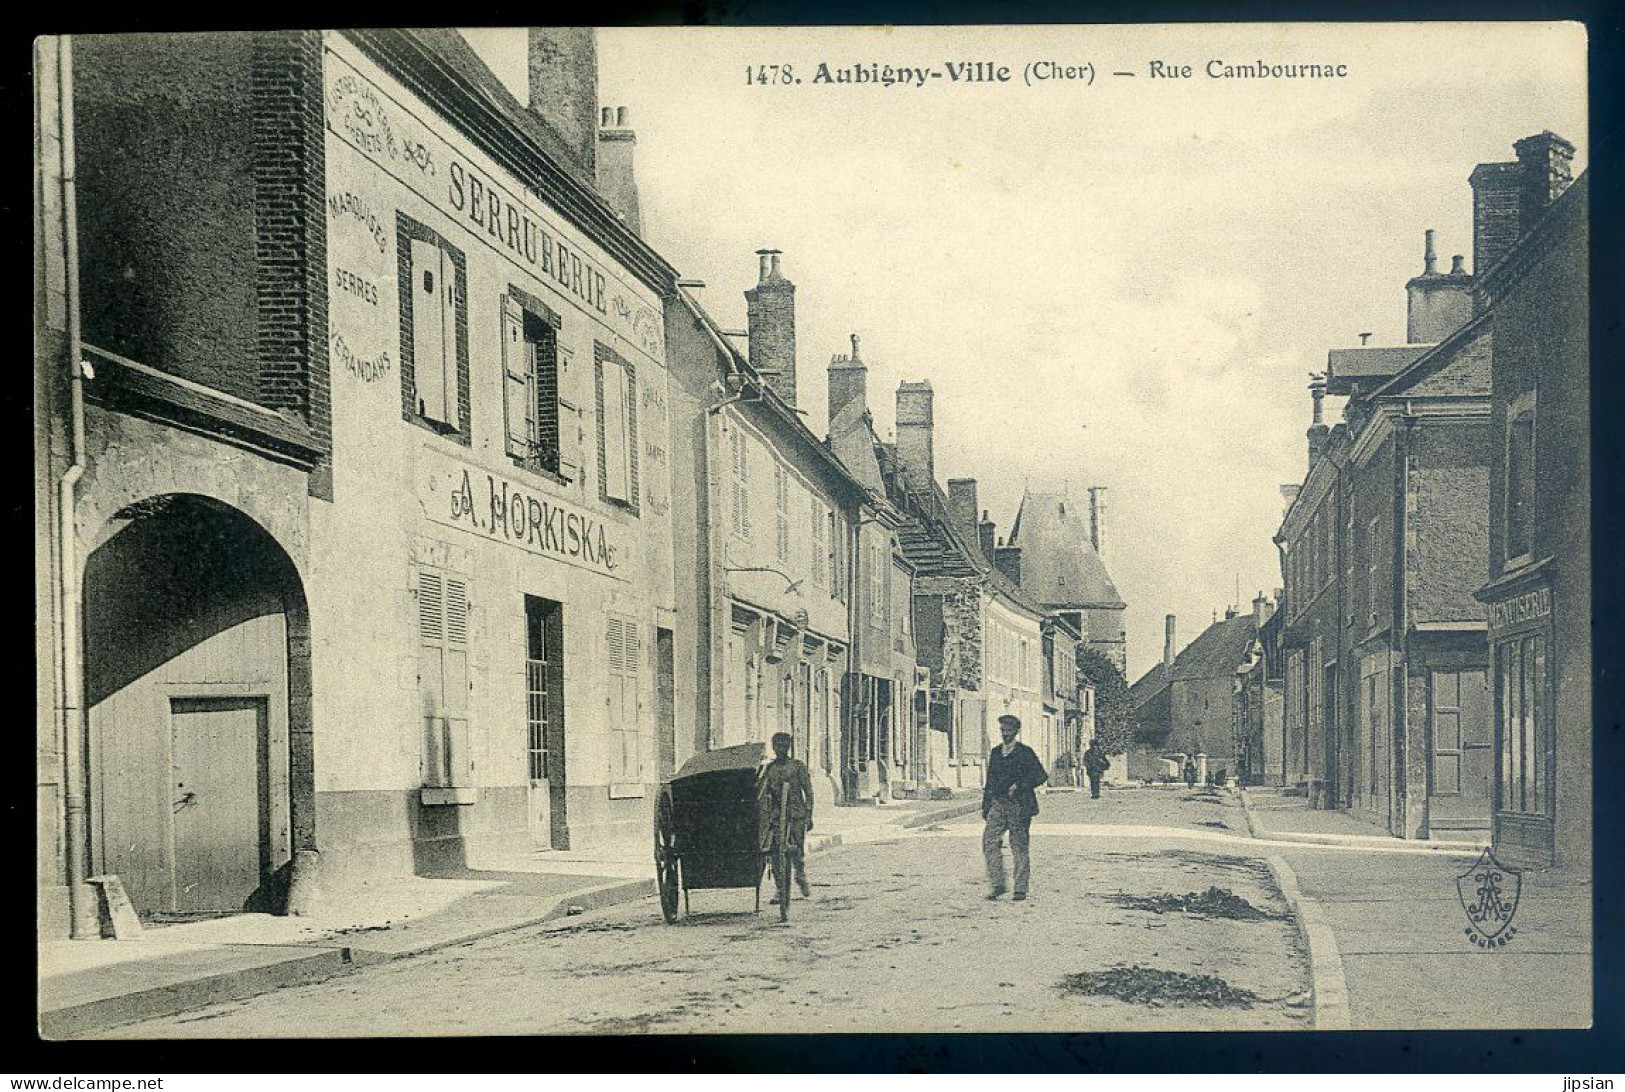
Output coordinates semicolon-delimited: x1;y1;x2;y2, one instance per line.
40;948;353;1040
900;800;982;829
1238;788;1265;841
1241;788;1484;854
1264;854;1351;1031
43;876;662;1038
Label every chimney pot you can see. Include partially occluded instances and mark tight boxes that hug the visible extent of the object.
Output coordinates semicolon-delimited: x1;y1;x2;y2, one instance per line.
601;106;613;127
1163;614;1177;675
1450;254;1466;275
851;333;860;359
1424;228;1438;274
616;106;628;126
746;250;797;406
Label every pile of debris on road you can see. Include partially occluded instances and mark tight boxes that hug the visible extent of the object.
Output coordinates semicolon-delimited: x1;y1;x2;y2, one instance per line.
1108;886;1279;920
1059;964;1260;1008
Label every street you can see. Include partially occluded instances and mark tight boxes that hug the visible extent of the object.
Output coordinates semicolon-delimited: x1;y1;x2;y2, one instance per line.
103;789;1315;1037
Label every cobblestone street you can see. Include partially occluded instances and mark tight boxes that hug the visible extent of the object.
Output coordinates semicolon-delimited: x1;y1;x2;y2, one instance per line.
104;790;1313;1037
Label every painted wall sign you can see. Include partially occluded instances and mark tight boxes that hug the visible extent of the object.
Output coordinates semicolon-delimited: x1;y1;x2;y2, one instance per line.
331;328;392;383
1488;586;1551;633
420;449;628;581
324;48;663;359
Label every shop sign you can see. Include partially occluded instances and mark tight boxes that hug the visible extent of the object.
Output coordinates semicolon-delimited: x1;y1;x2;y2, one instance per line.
1488;586;1551;634
324;47;663;358
420;450;627;580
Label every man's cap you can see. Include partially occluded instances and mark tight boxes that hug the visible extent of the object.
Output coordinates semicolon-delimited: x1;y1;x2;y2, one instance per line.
997;714;1022;730
771;731;793;746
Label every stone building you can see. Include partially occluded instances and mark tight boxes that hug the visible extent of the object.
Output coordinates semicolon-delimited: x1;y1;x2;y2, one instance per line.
1473;149;1588;871
998;488;1128;673
1275;131;1578;842
824;335;925;801
1128;609;1258;783
37;29;681;933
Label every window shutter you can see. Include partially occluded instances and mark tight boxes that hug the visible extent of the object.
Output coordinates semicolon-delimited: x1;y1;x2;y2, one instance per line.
598;354;632;503
775;465;790;562
411;239;448;424
418;567;470;788
606;616;642;782
810;498;826;588
502;297;531;456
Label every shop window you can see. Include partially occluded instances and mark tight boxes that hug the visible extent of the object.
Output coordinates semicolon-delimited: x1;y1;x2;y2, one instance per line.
398;216;468;438
418;565;472;793
595;343;639;511
502;292;566;478
606;614;643;784
1497;633;1548;814
1506;401;1536;563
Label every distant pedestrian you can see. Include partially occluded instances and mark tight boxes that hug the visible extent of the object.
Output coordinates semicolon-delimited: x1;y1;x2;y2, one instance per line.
1082;740;1111;799
982;715;1048;901
758;731;814;903
1183;757;1198;789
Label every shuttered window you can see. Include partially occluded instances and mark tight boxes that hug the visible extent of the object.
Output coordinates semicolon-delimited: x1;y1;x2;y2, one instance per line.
809;498;826;588
595;343;638;510
418;566;471;788
606;614;643;784
730;428;751;540
408;238;461;430
774;463;791;562
502;296;564;475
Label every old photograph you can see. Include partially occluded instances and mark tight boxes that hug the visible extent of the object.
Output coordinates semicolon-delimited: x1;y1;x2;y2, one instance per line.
34;22;1591;1042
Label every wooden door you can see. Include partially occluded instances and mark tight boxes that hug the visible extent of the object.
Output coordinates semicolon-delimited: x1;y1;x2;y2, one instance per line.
169;697;268;912
1430;668;1493;829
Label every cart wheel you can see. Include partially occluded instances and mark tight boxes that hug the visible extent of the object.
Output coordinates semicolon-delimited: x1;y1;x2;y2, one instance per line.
654;788;679;924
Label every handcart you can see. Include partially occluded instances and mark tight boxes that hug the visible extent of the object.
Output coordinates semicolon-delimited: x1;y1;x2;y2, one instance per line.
653;742;794;923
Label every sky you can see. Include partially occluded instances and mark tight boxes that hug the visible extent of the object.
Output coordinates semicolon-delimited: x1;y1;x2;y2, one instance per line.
480;24;1586;681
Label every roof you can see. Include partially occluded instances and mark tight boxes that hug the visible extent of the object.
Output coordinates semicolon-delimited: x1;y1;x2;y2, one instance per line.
1005;490;1126;610
1325;345;1430;395
1128;613;1258;713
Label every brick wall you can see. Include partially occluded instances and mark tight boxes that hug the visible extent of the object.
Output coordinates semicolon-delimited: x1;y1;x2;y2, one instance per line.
1409;421;1492;624
745;276;797;406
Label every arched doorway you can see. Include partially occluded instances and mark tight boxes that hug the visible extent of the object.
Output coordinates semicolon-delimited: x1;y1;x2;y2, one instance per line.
83;494;311;918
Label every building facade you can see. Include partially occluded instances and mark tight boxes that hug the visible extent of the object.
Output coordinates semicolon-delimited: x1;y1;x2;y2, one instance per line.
1473;148;1588;870
38;28;684;934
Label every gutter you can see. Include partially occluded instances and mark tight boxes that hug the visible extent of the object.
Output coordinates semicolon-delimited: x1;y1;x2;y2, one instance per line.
54;35;97;939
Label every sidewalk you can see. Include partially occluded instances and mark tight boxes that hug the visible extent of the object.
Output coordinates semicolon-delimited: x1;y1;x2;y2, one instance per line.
39;793;976;1039
1238;788;1590;1029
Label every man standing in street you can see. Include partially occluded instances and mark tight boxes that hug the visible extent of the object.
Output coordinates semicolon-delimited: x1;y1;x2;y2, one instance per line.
982;714;1048;901
759;731;815;903
1082;739;1111;799
1183;756;1199;789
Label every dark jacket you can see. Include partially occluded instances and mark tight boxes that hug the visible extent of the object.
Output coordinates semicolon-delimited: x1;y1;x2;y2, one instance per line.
983;741;1048;819
1083;747;1110;777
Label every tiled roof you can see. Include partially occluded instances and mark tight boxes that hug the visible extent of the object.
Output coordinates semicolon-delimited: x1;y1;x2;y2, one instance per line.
1005;490;1126;610
1127;614;1258;714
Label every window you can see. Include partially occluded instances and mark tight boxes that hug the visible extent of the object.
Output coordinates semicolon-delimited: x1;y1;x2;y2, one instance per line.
595;343;638;510
1497;634;1548;815
525;596;563;783
869;538;885;625
810;498;826;589
399;216;467;436
1367;516;1381;625
730;428;751;539
774;463;791;563
606;614;643;784
417;566;471;789
829;511;846;600
502;294;565;476
1506;401;1536;562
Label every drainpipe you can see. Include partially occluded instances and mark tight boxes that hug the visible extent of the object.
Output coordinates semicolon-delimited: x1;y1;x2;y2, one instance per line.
55;35;97;939
1393;411;1416;838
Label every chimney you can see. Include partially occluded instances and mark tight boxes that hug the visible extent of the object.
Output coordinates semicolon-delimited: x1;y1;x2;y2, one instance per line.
745;250;797;406
1515;130;1577;229
1306;377;1330;468
1225;605;1239;621
948;478;979;532
595;106;641;235
1087;486;1107;558
527;29;598;184
895;380;935;486
1406;228;1474;343
978;510;996;561
827;333;868;437
1163;614;1177;678
994;542;1023;586
1470;160;1522;277
1253;592;1273;628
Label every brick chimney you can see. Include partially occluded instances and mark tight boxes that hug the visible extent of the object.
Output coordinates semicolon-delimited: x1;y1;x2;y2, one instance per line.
828;333;867;436
994;541;1023;586
1163;614;1177;679
978;510;996;561
1087;486;1107;559
1405;228;1473;343
1306;377;1330;468
527;29;598;183
895;380;935;486
1470;131;1575;278
746;250;797;406
595;106;641;235
948;478;979;532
